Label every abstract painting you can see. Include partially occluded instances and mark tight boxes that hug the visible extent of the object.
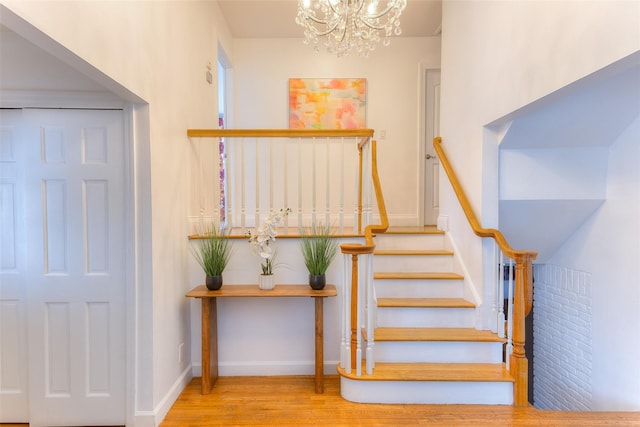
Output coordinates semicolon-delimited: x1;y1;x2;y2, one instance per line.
289;78;367;129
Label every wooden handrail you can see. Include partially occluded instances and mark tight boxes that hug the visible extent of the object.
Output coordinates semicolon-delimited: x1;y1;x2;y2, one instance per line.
434;137;537;313
341;139;389;253
187;128;374;138
434;136;536;407
433;137;537;262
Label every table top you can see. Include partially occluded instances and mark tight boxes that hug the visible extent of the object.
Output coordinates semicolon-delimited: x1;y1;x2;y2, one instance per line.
186;284;337;298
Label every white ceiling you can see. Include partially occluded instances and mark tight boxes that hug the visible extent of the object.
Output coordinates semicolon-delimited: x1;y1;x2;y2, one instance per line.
0;1;442;94
218;0;442;38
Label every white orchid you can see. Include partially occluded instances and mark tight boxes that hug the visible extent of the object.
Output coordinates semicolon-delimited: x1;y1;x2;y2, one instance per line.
247;208;291;275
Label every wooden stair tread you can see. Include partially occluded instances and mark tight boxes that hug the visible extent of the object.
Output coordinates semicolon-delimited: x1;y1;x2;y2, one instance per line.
338;362;514;382
374;272;463;280
374;249;454;256
380;226;444;235
374;327;506;342
377;297;475;308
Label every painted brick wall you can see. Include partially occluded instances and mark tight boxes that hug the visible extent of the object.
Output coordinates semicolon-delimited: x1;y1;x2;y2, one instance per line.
533;264;593;410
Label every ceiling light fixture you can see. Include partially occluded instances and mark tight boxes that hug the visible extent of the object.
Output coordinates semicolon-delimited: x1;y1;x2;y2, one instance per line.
296;0;407;57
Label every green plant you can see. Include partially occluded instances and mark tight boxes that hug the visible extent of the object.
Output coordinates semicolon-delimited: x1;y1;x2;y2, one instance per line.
299;223;338;276
192;226;232;277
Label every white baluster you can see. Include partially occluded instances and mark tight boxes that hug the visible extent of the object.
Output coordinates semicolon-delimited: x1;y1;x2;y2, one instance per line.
240;138;246;229
255;138;260;226
283;138;289;233
225;139;233;229
366;252;375;374
339;137;345;233
491;243;498;333
297;137;303;228
506;258;514;368
498;251;506;338
312;137;317;225
341;252;351;373
355;253;363;377
353;150;359;233
268;138;274;214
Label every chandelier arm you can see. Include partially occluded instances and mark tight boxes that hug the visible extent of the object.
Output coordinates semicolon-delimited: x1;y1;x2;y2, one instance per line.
316;20;342;37
365;1;403;20
357;1;404;30
297;0;406;56
326;0;345;16
355;18;386;32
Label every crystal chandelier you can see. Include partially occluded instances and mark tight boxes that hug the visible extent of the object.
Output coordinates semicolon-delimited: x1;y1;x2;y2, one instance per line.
296;0;407;57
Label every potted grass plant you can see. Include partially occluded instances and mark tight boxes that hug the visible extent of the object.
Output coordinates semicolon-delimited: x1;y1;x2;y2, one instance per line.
299;223;338;290
192;225;232;290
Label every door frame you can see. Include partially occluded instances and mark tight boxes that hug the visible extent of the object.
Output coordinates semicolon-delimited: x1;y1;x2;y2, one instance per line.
0;98;154;427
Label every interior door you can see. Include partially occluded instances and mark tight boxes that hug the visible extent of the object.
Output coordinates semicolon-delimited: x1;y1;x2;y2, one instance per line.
16;108;126;426
424;69;441;225
0;109;30;422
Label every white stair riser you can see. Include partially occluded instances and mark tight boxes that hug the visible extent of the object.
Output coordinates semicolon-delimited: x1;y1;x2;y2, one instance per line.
375;234;446;251
374;255;454;272
377;307;475;328
375;341;504;364
340;377;513;404
374;279;464;298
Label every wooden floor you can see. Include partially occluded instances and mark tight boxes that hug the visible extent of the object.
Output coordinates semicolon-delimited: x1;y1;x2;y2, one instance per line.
160;375;640;426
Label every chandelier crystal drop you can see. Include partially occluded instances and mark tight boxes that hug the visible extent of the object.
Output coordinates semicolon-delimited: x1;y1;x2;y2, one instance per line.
296;0;407;57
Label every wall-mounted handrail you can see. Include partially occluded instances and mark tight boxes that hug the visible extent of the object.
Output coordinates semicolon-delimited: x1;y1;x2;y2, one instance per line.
434;136;536;407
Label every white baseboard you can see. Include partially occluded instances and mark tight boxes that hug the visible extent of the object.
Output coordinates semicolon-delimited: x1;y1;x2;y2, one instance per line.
148;364;193;426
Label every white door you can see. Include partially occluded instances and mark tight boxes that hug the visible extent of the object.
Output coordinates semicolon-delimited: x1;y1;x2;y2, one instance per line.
1;108;126;426
0;109;30;422
424;69;441;225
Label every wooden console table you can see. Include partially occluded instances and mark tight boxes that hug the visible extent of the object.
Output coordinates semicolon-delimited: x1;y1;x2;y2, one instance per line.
186;284;337;394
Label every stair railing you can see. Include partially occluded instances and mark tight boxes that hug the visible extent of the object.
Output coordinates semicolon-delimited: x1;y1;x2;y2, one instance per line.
433;136;537;407
186;129;375;232
340;138;389;376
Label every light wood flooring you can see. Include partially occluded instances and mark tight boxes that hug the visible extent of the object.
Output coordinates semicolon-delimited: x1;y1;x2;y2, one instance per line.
159;375;640;426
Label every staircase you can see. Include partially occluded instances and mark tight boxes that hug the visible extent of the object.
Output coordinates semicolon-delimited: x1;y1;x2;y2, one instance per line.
339;226;515;404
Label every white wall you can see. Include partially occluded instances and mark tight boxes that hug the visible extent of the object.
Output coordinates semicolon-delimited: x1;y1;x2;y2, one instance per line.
547;116;640;410
440;0;640;410
440;0;640;291
231;37;441;226
0;1;233;424
187;236;359;378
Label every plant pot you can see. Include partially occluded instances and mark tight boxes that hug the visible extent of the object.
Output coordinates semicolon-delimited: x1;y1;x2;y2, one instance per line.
205;275;223;290
258;274;275;290
309;274;326;290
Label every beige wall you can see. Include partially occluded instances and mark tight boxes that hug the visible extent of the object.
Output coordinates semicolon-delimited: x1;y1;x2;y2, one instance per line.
0;0;232;423
440;0;640;410
231;36;441;226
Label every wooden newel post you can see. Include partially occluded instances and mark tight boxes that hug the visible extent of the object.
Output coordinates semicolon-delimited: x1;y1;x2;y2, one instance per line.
510;253;532;406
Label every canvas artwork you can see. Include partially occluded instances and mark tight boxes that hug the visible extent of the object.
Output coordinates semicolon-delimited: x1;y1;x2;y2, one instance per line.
289;78;367;129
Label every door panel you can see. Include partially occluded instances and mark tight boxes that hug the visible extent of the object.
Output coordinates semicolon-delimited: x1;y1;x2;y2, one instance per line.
21;109;126;426
424;70;441;225
0;109;29;421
